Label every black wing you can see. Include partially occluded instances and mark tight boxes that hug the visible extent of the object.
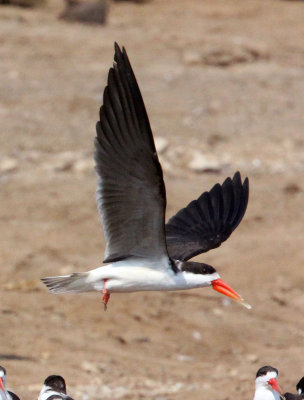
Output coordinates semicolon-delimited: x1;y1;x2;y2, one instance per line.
165;172;249;261
95;43;169;263
8;392;21;400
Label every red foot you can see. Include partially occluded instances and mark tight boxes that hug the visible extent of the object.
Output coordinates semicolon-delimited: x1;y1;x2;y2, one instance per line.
102;279;110;311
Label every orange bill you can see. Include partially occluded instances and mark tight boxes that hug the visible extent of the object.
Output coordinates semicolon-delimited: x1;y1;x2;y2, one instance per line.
268;378;282;394
212;278;251;309
0;378;5;393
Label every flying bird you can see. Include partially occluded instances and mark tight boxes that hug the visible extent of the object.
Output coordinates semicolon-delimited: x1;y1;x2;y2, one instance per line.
42;43;250;311
253;366;282;400
38;375;74;400
284;377;304;400
0;366;20;400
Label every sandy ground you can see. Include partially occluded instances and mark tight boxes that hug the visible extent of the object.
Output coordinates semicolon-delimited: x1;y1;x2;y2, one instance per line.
1;0;304;399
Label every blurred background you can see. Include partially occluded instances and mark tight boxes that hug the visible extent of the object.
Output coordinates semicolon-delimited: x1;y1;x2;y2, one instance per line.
1;0;304;399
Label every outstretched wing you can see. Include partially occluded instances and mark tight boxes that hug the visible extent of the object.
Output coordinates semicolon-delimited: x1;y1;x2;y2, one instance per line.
95;43;169;263
165;172;249;261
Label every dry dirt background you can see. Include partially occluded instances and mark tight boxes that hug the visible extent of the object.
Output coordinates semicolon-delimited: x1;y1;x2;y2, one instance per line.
1;0;304;399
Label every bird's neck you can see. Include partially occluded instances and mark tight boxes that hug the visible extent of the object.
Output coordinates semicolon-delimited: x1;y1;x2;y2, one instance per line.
0;388;11;400
254;386;281;400
38;386;60;400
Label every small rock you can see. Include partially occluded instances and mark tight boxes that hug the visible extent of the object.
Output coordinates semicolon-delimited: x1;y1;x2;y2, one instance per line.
222;298;232;307
158;156;172;174
202;41;269;67
59;0;108;25
283;183;301;195
81;361;99;373
133;336;150;343
182;50;202;65
192;330;201;341
52;151;75;172
114;336;127;344
73;158;94;173
271;161;285;173
0;157;18;173
176;354;194;362
154;136;168;154
41;352;50;360
213;308;223;316
188;150;223;173
59;265;75;275
246;354;259;363
191;106;204;117
252;158;262;168
3;279;40;292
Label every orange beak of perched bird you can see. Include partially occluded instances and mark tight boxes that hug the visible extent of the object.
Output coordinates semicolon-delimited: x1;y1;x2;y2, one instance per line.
0;377;5;393
268;377;282;394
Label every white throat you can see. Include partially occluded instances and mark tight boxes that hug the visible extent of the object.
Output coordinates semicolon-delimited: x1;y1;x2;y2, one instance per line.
0;388;11;400
38;385;61;400
0;377;11;400
254;383;281;400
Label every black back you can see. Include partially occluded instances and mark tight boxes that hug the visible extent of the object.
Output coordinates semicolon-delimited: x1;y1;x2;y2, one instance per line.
284;377;304;400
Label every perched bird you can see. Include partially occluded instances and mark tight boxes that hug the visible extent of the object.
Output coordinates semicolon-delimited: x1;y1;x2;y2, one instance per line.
42;43;250;311
284;377;304;400
254;366;282;400
0;366;20;400
38;375;74;400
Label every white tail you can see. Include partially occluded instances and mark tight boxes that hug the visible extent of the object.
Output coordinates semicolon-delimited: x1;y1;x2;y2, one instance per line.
41;272;90;294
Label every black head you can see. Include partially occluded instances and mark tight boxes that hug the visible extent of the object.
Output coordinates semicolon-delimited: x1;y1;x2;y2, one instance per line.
297;377;304;394
179;261;216;275
44;376;66;394
256;366;279;378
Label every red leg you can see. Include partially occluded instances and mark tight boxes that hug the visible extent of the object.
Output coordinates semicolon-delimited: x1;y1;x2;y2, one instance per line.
102;279;110;311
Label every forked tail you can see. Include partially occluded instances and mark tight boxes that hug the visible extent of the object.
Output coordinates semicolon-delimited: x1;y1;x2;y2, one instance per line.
41;272;90;294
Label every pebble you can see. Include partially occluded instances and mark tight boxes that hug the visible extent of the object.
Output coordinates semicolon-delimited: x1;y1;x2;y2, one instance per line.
52;151;76;172
188;150;223;173
74;158;94;173
192;330;202;341
246;353;259;363
176;354;194;362
155;136;169;154
0;157;18;173
229;369;238;377
81;361;99;374
182;50;202;65
59;265;75;275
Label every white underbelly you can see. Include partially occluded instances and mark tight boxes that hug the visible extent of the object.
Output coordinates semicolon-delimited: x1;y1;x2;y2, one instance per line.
105;267;178;292
88;257;213;293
